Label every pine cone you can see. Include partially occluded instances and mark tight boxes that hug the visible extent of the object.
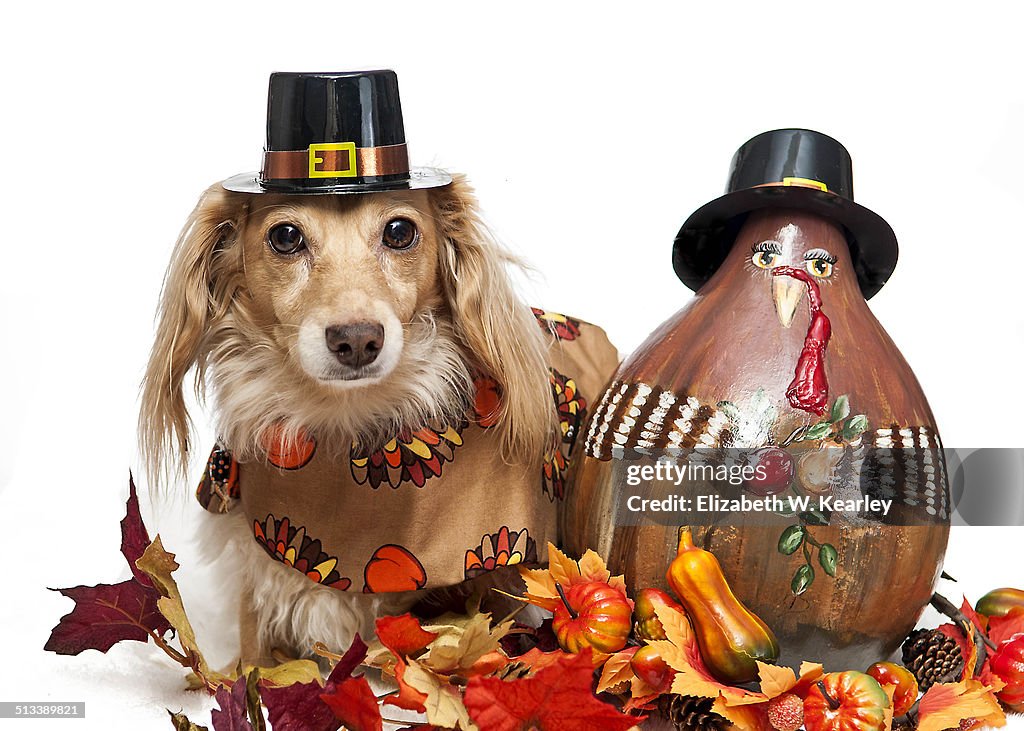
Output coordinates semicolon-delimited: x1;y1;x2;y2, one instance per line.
659;694;732;731
902;628;964;692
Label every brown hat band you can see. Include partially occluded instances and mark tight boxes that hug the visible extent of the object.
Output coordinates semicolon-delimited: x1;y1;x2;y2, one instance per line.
261;142;410;181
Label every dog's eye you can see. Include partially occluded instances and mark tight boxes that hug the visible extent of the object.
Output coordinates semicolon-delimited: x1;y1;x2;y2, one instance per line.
267;224;306;255
382;218;418;250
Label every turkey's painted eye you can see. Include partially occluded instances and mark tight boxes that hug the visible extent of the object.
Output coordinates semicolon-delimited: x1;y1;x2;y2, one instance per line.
382;218;418;250
806;258;834;278
267;224;306;255
752;251;778;269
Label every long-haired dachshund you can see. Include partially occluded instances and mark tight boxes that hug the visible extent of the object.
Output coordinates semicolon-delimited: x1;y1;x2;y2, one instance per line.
139;71;618;666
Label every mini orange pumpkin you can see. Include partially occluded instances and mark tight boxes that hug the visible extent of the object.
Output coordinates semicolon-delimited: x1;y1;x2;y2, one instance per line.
552;581;632;655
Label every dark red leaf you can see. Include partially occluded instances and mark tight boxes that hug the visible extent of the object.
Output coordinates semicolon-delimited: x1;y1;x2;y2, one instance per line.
326;634;368;684
463;648;641;731
44;580;170;655
261;680;340;731
212;681;254;731
375;613;438;658
320;676;383;731
121;473;154;587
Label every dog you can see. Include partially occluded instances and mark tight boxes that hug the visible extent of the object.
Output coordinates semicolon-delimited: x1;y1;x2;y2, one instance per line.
139;174;618;665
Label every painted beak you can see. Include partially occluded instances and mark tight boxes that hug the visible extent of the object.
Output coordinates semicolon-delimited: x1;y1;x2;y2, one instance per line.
772;275;805;328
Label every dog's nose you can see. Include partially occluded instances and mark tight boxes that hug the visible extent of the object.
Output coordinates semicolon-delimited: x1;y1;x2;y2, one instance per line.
324;322;385;368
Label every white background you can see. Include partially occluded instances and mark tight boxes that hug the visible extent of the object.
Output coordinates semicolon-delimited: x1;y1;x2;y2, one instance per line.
2;2;1023;728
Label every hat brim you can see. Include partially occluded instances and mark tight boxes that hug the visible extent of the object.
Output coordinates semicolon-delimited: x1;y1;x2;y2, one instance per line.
672;186;898;300
221;167;453;194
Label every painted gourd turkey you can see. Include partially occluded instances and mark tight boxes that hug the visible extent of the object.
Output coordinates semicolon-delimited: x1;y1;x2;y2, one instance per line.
561;129;949;669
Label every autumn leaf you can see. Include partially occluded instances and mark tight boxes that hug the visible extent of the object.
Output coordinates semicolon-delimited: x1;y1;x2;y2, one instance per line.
376;614;439;658
385;658;428;713
463;649;640;731
653;604;761;705
251;660;323;688
44;580;171;655
136;536;230;688
421;612;512;674
261;679;339;731
597;647;639;693
917;679;1007;731
402;658;478;730
121;474;155;587
712;697;771;731
211;680;254;731
45;477;171;656
320;676;383;731
260;636;372;731
518;543;626;612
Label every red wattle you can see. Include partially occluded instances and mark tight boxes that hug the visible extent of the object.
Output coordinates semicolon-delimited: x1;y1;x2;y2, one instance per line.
771;267;831;415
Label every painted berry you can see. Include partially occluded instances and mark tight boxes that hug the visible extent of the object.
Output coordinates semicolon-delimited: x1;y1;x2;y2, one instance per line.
746;447;795;496
767;693;804;731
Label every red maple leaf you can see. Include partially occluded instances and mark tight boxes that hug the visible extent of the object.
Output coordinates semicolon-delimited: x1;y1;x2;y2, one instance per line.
463;649;640;731
211;680;254;731
43;580;170;655
376;613;439;658
261;636;370;731
46;476;170;655
320;676;383;731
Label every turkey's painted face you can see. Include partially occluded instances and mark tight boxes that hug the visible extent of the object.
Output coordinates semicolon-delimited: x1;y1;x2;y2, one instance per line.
741;210;845;327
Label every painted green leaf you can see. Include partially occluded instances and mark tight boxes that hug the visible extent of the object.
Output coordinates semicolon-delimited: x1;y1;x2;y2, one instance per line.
792;565;814;595
778;525;805;555
830;395;851;424
800;510;830;526
842;414;870;441
819;543;838;577
804;422;833;441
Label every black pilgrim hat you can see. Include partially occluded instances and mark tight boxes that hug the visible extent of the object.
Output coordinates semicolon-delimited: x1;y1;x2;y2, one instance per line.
672;129;898;300
223;70;451;194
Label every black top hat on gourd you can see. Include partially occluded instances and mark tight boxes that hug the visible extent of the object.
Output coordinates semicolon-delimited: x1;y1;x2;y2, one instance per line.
672;129;898;300
223;70;451;195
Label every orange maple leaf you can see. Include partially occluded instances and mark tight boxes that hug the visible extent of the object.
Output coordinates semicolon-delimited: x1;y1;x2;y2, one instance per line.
917;679;1007;731
518;543;627;612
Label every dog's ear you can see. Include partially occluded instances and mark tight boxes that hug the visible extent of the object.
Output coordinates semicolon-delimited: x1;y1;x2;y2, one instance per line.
432;175;556;459
140;183;247;485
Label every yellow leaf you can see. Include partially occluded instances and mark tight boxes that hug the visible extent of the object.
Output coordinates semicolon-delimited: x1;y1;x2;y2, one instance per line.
249;659;323;687
757;662;796;699
136;536;224;687
652;604;693;649
597;649;638;694
578;550;612;584
712;696;772;731
422;612;511;673
918;680;1007;731
547;542;582;587
403;658;478;731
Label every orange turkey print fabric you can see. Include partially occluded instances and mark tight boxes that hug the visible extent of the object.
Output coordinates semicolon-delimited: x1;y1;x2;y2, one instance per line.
195;309;620;591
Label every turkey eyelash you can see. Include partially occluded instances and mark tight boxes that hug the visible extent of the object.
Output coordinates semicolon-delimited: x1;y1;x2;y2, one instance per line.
804;248;837;264
752;241;783;254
